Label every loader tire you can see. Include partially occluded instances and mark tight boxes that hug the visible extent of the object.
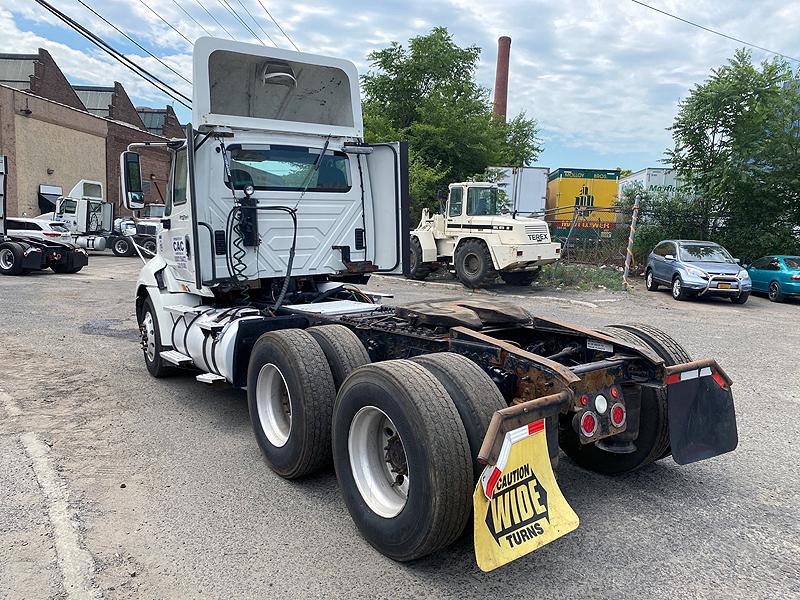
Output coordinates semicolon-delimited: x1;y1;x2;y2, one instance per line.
333;360;472;561
454;239;497;288
411;352;506;482
559;324;690;474
0;242;25;275
306;324;371;389
408;235;434;280
247;329;336;479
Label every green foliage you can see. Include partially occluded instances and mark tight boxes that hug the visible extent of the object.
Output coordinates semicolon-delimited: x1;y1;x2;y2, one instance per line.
361;27;541;220
535;263;624;291
667;49;800;259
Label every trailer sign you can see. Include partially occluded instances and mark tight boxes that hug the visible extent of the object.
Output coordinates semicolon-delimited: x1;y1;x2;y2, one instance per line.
474;425;579;571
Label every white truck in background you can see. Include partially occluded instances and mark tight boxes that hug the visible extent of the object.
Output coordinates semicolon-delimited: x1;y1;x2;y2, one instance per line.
410;181;560;287
495;165;549;214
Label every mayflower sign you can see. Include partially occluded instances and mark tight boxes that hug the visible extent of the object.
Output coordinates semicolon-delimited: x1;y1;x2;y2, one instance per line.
618;168;691;199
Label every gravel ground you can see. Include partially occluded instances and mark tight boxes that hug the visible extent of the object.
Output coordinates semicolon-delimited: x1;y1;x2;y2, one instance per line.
1;255;798;599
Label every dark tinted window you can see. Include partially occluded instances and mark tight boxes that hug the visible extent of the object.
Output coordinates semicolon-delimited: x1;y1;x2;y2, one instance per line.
449;187;463;217
5;219;22;229
653;242;675;257
767;258;781;271
784;258;800;270
750;257;771;269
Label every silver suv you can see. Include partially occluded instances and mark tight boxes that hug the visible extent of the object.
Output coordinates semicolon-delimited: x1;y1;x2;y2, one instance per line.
645;240;751;304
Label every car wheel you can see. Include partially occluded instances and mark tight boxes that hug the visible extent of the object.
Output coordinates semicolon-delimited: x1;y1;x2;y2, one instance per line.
645;269;658;291
768;281;784;303
671;276;688;301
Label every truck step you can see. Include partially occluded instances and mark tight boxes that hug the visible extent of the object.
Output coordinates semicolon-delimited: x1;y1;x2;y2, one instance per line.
164;305;206;315
160;350;193;366
197;321;225;332
196;372;226;384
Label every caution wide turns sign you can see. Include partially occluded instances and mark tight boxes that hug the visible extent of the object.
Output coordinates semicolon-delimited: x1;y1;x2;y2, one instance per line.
474;420;579;572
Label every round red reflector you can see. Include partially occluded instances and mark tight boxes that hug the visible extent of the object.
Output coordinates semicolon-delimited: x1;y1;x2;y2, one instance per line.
580;394;589;407
610;386;620;399
580;412;597;436
610;403;626;427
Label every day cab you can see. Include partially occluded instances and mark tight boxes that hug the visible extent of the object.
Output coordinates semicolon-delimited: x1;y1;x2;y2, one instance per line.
410;182;560;287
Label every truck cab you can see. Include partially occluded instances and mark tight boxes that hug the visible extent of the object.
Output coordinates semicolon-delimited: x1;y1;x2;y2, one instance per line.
52;180;112;251
411;181;561;287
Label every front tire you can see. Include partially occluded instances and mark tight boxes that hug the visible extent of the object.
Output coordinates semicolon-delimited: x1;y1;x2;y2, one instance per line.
142;238;157;257
671;275;688;300
645;269;658;291
0;242;25;275
408;236;434;281
731;291;750;304
247;329;336;479
454;239;497;288
51;263;83;274
332;360;472;561
768;281;783;302
139;297;174;378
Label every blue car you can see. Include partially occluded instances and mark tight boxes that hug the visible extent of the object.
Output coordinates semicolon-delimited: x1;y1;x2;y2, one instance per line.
745;255;800;302
645;240;751;304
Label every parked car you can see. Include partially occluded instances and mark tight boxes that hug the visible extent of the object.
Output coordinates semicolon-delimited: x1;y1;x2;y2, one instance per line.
745;255;800;302
5;217;74;243
645;239;751;303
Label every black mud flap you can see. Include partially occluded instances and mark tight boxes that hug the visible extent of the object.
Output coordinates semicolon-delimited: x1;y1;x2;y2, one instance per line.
666;362;738;465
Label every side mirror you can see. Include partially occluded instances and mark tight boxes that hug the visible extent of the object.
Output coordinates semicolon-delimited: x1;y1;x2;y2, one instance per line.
120;152;145;210
664;254;675;261
734;258;741;265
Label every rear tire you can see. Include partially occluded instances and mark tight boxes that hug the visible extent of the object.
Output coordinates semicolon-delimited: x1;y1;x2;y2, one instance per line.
454;239;497;288
499;269;538;286
332;360;472;561
142;238;157;257
645;269;658;291
0;242;25;276
247;329;336;478
768;281;783;302
408;236;434;281
139;297;175;378
111;237;133;257
51;263;82;274
411;352;506;481
306;324;371;389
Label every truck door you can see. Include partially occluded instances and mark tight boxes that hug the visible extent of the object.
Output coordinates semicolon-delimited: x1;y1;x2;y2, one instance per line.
161;146;196;284
363;142;410;275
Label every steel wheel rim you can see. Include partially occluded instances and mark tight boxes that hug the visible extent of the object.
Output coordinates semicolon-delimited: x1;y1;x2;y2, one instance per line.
348;406;409;518
142;311;156;362
464;253;480;276
769;283;778;299
0;248;13;270
673;278;681;297
115;239;129;254
256;364;292;447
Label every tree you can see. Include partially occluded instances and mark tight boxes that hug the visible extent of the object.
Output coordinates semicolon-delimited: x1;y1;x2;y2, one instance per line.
361;27;541;219
667;49;800;258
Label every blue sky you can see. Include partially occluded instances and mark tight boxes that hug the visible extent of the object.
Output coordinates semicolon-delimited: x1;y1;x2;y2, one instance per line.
3;0;799;171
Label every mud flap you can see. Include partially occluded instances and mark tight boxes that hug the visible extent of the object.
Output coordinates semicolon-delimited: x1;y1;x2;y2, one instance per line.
666;362;738;465
473;419;579;572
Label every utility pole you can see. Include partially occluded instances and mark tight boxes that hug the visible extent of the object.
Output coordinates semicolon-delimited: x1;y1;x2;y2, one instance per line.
622;193;641;291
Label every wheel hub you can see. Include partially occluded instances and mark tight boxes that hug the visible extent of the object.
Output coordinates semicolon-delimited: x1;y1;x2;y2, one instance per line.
464;253;480;275
384;430;408;486
0;248;13;270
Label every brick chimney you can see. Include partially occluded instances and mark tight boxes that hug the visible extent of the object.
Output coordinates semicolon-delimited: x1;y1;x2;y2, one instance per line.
493;36;511;121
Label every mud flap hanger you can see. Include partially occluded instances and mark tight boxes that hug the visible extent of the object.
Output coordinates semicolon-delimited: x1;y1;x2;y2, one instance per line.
664;358;738;465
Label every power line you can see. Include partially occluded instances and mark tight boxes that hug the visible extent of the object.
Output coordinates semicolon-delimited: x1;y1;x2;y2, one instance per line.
74;0;191;85
217;0;266;45
138;0;192;45
33;0;191;108
171;0;212;38
255;0;299;51
236;0;277;46
630;0;800;63
192;0;236;40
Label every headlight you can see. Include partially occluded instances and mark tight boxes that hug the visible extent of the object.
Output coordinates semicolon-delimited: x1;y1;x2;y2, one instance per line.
738;269;749;279
686;266;708;279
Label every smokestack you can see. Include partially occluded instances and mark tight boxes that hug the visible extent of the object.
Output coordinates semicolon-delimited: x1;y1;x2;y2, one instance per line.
493;36;511;121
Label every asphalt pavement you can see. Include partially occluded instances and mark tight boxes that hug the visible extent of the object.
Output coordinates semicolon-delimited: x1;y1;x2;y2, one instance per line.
1;255;798;599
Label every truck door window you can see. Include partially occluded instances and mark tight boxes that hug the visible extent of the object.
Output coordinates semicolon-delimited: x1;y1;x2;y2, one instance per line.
173;148;188;207
467;187;500;216
448;188;463;217
57;199;77;217
226;145;351;192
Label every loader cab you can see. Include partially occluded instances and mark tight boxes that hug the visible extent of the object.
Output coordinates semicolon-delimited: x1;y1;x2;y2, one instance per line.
122;37;409;294
447;182;506;227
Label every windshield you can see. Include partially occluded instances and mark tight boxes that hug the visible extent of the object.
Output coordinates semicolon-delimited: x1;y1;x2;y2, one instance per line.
226;145;351;192
784;258;800;270
679;244;733;263
143;204;165;218
467;187;501;216
56;199;77;217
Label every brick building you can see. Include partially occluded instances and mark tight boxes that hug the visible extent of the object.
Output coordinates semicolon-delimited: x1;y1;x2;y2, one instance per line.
0;48;180;217
137;106;185;138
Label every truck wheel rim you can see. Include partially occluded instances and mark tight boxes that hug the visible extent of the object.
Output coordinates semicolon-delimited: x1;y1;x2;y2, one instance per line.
115;240;129;254
348;406;409;518
464;253;480;276
673;279;681;297
0;248;13;270
142;311;156;362
256;364;292;448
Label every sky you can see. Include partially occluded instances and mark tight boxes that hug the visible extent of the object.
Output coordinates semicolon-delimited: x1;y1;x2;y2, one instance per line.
2;0;799;171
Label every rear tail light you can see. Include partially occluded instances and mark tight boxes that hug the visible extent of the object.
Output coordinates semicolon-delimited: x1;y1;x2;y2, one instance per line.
43;232;62;238
610;385;620;399
610;403;626;427
791;274;800;281
712;371;727;389
580;412;598;437
579;394;589;407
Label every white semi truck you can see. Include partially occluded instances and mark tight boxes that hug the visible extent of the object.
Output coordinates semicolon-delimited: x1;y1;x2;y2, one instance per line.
123;38;739;571
410;181;560;287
